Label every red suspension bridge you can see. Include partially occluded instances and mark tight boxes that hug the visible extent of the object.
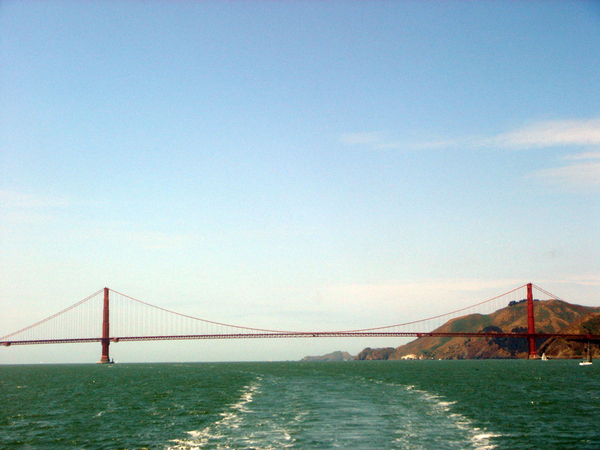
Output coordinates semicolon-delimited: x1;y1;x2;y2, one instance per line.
1;283;598;363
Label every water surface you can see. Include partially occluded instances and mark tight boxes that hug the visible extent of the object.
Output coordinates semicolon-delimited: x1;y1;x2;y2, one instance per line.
1;360;598;449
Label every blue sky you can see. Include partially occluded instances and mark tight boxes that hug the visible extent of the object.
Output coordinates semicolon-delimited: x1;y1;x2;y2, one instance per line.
1;1;599;363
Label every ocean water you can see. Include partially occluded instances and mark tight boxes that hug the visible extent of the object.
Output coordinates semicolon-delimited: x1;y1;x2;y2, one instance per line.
0;360;598;450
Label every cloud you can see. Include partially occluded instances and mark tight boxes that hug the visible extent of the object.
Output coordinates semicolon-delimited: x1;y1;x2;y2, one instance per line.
341;118;600;151
556;276;600;287
0;190;72;226
133;230;198;250
323;278;526;312
91;228;199;251
564;151;600;161
339;132;382;146
485;119;600;149
376;138;460;150
0;190;70;208
316;278;533;330
527;151;600;190
339;130;462;150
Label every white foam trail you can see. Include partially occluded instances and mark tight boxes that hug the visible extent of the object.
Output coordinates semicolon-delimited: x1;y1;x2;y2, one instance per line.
168;378;263;449
470;430;503;450
399;384;501;450
168;371;502;450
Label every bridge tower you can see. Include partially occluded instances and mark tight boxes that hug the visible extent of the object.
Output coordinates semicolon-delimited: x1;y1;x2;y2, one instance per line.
98;287;112;364
526;283;536;358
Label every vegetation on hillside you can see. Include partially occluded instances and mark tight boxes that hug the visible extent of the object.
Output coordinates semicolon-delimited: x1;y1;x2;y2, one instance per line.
357;300;599;360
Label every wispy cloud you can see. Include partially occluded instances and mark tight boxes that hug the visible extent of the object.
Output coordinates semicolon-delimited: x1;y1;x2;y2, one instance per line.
527;151;600;191
555;275;600;287
564;151;600;161
484;119;600;149
324;278;525;308
0;190;70;208
339;132;383;146
339;131;461;151
91;228;198;251
0;190;71;226
341;118;600;151
133;230;198;250
340;119;600;191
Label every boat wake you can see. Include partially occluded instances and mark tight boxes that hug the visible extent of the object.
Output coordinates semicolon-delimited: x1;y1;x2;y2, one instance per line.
392;383;501;450
167;371;501;450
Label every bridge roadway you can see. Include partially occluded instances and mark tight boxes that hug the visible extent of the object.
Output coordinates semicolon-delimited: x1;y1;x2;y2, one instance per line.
2;331;600;346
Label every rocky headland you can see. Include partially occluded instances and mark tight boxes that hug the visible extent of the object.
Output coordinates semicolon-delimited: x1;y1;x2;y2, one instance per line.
301;350;354;362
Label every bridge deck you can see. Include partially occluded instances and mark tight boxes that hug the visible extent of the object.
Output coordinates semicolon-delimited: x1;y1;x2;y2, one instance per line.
3;331;599;346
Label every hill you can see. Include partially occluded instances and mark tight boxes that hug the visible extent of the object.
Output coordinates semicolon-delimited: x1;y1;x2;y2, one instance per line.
301;350;354;362
355;347;396;360
538;312;600;359
360;299;600;360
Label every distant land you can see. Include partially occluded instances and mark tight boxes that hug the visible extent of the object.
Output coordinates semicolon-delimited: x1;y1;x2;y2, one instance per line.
301;351;354;362
304;299;600;361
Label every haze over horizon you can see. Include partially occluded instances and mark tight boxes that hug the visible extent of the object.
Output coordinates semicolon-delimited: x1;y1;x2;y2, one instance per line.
1;1;599;364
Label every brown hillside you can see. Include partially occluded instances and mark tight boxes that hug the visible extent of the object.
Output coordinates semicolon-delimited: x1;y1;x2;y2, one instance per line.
385;300;599;360
538;312;600;359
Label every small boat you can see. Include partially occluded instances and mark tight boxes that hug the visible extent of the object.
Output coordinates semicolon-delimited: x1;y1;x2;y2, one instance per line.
579;342;593;366
541;353;548;361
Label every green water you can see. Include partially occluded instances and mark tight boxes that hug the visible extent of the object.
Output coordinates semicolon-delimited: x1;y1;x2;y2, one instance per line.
1;360;598;449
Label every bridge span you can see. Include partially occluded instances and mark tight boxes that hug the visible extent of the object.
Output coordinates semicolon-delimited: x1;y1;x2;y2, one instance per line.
2;283;598;362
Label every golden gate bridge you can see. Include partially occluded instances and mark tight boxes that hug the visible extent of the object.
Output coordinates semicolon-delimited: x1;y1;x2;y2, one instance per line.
1;283;598;363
